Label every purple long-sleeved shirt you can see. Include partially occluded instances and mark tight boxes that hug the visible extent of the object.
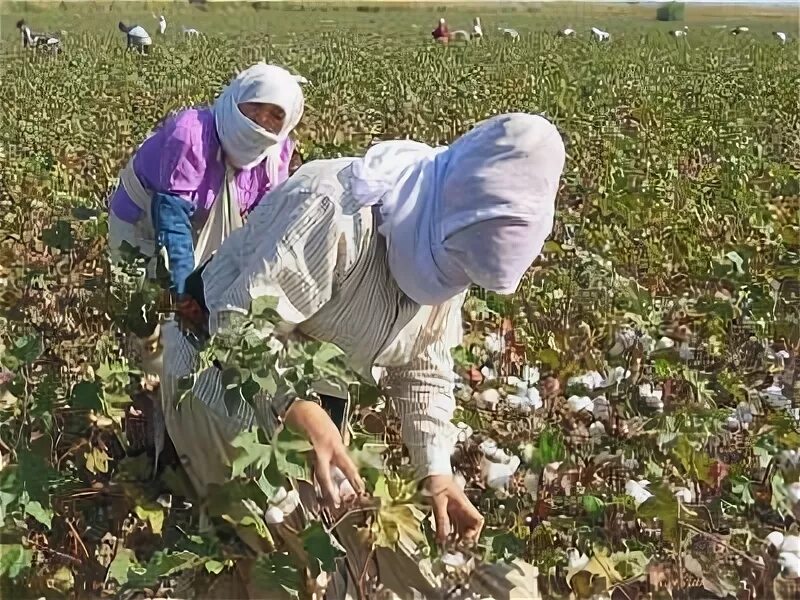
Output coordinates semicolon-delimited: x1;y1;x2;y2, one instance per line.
109;107;294;225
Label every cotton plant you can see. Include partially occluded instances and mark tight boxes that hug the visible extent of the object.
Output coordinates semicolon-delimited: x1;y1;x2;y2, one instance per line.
567;370;605;391
474;387;501;411
767;532;800;578
567;394;593;413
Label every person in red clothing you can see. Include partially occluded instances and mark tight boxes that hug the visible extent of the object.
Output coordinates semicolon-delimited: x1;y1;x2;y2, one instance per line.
432;17;449;43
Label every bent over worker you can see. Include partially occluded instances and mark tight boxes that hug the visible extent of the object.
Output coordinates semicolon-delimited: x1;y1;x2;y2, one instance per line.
160;112;566;597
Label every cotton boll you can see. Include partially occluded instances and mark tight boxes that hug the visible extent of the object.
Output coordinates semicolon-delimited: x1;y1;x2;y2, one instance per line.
589;421;605;441
331;467;356;499
726;415;742;431
625;480;653;507
567;548;590;571
480;365;498;382
655;336;675;351
674;487;694;503
778;552;800;578
455;422;474;443
506;376;522;387
678;341;693;361
264;506;286;524
482;455;521;491
568;371;604;391
525;386;543;409
781;535;800;554
479;439;512;464
522;364;540;385
787;482;800;505
567;395;593;413
767;531;786;549
441;552;468;568
543;462;563;486
600;366;630;388
484;332;503;354
475;388;501;410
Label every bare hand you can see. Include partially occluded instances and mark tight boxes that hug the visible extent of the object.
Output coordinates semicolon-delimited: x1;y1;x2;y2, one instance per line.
284;400;364;508
423;474;484;545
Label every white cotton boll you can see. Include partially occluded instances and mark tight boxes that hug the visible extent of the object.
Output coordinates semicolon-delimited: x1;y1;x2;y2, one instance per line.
484;332;503;354
568;371;604;391
567;548;590;571
479;439;512;464
475;388;501;410
264;506;286;524
655;337;675;351
482;455;521;490
778;552;800;578
777;350;791;360
600;367;630;388
593;396;611;421
674;487;694;503
480;365;498;382
506;376;522;387
455;422;474;443
781;535;800;554
736;402;754;424
678;341;693;361
787;482;800;505
525;387;543;409
767;531;786;549
625;480;653;507
567;395;593;413
522;364;540;385
589;421;605;440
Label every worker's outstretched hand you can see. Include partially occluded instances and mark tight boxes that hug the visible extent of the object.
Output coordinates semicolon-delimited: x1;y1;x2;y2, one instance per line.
284;400;364;508
423;474;484;545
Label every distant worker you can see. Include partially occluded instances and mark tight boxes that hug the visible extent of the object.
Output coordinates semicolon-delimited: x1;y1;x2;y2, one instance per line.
472;17;483;39
432;17;449;43
16;19;61;53
118;22;153;54
158;15;167;36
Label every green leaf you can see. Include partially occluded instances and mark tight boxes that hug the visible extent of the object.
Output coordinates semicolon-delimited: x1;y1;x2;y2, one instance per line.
537;348;561;369
25;500;53;529
300;521;346;573
230;430;273;479
0;544;33;580
71;381;105;412
204;559;226;575
134;503;165;535
41;220;74;250
251;295;279;319
47;566;75;594
673;436;713;483
638;484;696;544
252;552;301;598
127;550;205;588
582;495;605;519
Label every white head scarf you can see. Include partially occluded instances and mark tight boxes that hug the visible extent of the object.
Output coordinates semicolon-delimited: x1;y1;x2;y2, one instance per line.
349;113;565;306
214;63;305;180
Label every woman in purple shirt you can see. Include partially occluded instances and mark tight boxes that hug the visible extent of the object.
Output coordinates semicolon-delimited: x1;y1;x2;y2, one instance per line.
107;63;305;307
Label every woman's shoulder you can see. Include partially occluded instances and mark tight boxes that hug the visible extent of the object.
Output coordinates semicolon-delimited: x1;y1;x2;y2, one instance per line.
157;107;217;145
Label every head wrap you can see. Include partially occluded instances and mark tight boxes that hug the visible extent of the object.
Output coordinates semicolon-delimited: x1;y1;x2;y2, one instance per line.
348;113;565;305
214;63;305;181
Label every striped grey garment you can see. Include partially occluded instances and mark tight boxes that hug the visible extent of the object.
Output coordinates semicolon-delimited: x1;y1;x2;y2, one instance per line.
162;158;465;478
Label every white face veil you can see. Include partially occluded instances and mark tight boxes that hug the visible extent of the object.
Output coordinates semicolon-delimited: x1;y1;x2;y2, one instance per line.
213;63;305;178
348;113;566;306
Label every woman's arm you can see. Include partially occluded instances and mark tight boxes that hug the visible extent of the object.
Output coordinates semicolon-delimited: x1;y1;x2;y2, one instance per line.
151;192;195;295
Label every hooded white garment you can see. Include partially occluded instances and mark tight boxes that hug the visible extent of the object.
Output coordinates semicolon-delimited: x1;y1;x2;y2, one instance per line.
348;113;565;306
213;63;305;182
